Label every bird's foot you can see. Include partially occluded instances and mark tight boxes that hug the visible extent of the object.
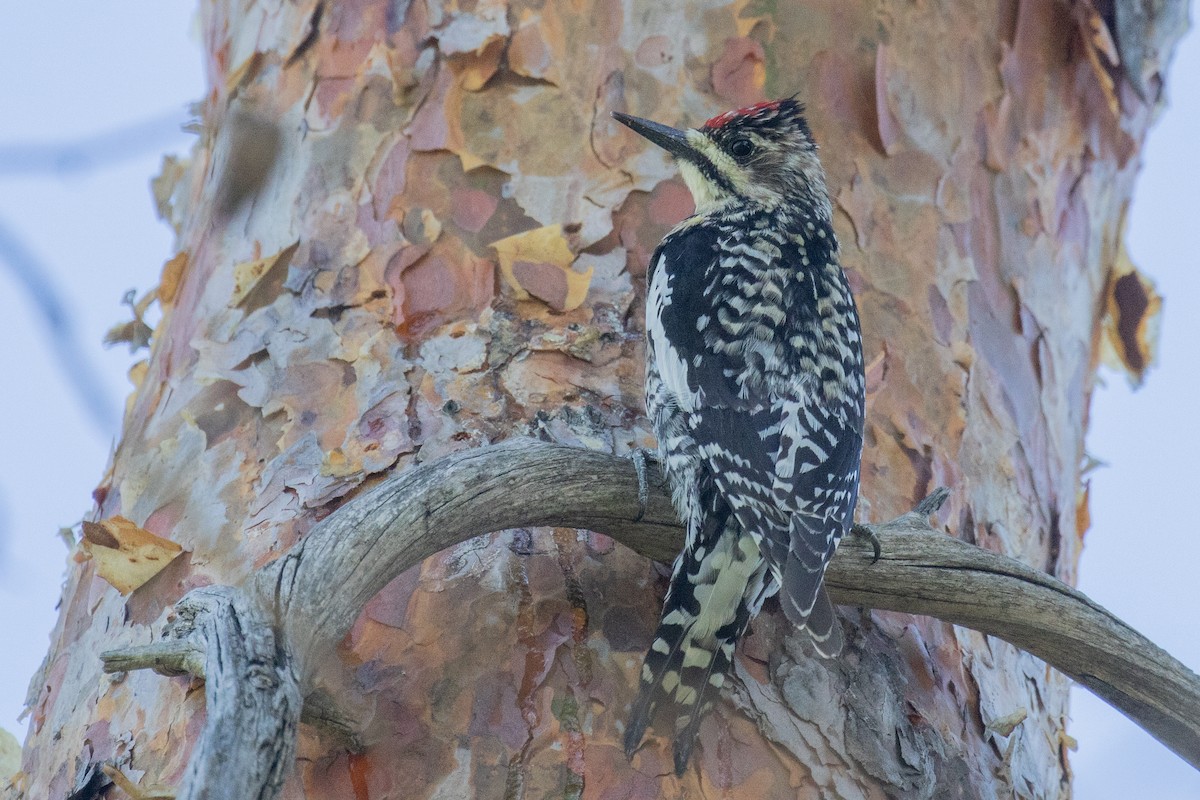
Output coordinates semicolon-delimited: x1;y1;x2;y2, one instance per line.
630;448;663;522
851;488;951;565
850;523;882;565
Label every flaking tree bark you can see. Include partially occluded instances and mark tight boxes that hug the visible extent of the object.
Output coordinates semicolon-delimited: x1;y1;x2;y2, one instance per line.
5;1;1192;798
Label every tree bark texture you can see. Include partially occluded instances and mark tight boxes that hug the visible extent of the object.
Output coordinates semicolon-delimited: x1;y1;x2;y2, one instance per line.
10;1;1188;798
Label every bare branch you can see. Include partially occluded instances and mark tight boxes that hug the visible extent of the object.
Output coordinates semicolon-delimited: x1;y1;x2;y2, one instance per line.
101;440;1200;799
0;110;190;176
162;587;300;800
100;641;206;678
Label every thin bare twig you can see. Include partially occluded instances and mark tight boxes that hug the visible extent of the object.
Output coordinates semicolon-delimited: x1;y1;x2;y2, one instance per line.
0;217;121;433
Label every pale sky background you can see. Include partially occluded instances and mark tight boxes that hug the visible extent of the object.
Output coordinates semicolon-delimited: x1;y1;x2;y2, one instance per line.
0;3;1195;797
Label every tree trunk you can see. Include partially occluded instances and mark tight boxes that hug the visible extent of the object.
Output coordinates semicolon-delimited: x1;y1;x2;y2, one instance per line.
8;0;1188;798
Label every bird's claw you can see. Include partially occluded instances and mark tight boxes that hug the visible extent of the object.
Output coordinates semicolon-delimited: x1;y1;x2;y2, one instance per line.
630;449;663;521
850;523;882;564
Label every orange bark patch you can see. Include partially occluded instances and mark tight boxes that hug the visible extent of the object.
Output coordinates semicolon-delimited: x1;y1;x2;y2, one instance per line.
348;752;371;800
492;224;592;312
229;241;299;308
509;20;554;79
448;36;505;91
158;250;189;307
81;517;184;595
1101;245;1161;385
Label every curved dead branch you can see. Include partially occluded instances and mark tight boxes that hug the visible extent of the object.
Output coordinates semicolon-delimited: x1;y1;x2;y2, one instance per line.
101;439;1200;799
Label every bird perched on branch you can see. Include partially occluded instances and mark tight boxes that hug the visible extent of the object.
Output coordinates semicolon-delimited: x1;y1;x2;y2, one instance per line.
612;99;866;774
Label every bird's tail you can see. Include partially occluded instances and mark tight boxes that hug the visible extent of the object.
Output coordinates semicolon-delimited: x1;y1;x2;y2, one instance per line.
624;502;767;775
768;512;845;658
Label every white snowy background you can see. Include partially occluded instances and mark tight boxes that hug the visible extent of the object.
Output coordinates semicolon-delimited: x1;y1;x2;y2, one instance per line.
0;3;1195;797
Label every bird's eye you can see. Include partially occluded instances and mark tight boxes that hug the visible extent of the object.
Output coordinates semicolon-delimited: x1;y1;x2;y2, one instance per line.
730;138;754;158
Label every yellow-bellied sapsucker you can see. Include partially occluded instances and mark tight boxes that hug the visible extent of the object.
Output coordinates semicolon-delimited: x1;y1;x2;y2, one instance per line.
612;99;865;774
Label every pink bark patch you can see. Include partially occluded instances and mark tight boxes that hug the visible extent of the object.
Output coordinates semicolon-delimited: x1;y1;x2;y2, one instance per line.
314;77;356;122
409;103;449;151
511;260;570;311
813;50;882;152
395;251;495;334
143;499;185;539
408;71;456;152
874;44;904;153
649;179;694;227
363;566;421;629
83;720;116;762
710;38;767;110
371;138;410;221
451;187;499;233
635;35;673;68
400;254;457;316
356;199;399;247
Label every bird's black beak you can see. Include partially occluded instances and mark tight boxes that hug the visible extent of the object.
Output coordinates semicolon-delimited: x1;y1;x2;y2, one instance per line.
611;111;695;160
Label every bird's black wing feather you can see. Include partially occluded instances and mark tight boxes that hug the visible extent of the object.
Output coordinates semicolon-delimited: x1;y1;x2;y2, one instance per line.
653;219;861;651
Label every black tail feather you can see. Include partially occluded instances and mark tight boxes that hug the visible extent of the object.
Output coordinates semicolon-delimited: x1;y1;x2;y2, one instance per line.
801;584;843;657
624;498;760;773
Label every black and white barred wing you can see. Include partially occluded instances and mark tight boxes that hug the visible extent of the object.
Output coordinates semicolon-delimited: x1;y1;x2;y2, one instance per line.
691;394;860;657
630;228;775;771
766;396;861;655
649;222;862;656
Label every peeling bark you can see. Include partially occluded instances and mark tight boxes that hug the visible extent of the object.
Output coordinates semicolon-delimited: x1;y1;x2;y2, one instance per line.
7;1;1191;798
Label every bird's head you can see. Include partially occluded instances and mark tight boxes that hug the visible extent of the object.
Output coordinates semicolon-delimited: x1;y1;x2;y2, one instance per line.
612;99;830;218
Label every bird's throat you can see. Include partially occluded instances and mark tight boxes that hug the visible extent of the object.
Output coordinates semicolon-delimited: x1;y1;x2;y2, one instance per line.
677;160;726;215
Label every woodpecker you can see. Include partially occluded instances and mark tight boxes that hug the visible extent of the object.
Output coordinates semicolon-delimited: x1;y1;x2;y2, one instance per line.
612;100;865;774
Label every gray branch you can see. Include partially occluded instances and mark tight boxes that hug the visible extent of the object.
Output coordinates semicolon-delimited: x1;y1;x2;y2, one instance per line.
0;216;121;434
100;440;1200;799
